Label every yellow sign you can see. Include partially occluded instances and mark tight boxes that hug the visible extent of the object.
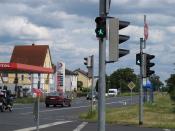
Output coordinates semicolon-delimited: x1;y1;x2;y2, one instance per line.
128;81;135;90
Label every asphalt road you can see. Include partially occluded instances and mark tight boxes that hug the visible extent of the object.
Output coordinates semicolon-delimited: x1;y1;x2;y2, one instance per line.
0;96;174;131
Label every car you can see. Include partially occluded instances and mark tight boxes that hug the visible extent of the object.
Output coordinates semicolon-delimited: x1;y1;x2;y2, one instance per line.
45;92;71;107
86;91;98;100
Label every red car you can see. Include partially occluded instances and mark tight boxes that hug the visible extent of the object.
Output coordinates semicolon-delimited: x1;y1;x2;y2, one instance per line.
45;92;71;107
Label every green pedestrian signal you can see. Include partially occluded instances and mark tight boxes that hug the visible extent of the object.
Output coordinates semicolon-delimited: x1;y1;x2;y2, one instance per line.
95;17;106;38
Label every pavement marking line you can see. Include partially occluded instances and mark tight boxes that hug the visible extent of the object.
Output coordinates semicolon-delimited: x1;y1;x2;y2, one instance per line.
13;121;72;131
163;129;171;131
20;98;134;115
73;122;88;131
14;107;33;110
21;105;89;115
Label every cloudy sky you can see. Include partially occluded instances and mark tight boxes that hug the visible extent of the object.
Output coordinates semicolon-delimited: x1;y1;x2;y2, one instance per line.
0;0;175;82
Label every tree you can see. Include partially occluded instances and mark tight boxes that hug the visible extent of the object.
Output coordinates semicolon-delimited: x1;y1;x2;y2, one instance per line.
95;75;110;93
109;68;139;92
166;74;175;102
149;74;164;91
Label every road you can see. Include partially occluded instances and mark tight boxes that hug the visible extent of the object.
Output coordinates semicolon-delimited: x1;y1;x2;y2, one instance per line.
0;96;174;131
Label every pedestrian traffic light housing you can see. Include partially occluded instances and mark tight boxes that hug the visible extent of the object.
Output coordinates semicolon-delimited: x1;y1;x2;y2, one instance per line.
146;54;155;77
136;53;141;66
108;17;130;62
84;56;92;68
95;17;106;39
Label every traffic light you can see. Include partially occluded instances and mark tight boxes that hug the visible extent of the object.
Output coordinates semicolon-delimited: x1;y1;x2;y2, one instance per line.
84;56;92;68
118;20;130;57
108;17;130;62
146;54;155;77
95;17;106;39
136;53;141;66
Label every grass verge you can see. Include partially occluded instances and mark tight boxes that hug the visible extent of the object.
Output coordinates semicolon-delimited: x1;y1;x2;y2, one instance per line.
80;92;175;129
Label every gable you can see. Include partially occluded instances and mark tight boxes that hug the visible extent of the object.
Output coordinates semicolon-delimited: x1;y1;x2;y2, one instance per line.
10;44;49;67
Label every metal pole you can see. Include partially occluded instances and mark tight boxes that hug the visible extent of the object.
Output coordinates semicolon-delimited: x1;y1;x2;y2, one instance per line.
98;38;106;131
37;73;40;131
98;1;106;131
139;38;144;125
91;55;94;112
131;89;132;104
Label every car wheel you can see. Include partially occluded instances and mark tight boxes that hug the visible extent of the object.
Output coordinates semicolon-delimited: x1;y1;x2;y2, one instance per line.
46;104;49;108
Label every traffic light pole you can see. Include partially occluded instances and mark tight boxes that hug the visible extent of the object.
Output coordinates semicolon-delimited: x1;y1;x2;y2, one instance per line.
98;0;106;131
139;38;144;125
91;55;95;112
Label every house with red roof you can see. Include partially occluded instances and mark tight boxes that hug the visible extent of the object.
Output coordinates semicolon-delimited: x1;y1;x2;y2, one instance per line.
7;44;54;93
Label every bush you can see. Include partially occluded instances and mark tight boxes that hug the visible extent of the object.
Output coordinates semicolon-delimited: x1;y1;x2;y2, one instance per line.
76;91;88;97
82;88;90;93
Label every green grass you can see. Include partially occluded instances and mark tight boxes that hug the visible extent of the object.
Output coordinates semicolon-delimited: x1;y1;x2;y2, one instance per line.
117;92;139;97
80;92;175;128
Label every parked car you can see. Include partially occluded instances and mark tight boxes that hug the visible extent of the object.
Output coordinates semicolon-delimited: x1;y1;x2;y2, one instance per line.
45;92;71;107
108;89;118;97
86;91;98;100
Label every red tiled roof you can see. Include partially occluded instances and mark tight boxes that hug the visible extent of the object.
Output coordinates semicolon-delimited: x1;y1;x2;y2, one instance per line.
10;44;49;67
74;68;89;78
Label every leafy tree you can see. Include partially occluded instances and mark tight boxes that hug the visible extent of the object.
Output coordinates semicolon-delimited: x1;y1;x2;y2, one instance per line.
149;74;164;91
166;74;175;102
95;75;110;93
109;68;139;92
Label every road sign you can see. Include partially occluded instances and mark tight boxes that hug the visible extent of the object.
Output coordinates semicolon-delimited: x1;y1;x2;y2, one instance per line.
128;81;135;90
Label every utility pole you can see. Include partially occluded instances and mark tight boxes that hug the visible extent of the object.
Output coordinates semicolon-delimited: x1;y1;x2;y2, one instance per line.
98;0;107;131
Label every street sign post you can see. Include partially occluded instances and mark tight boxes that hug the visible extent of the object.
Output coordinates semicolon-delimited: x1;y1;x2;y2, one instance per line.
128;81;135;104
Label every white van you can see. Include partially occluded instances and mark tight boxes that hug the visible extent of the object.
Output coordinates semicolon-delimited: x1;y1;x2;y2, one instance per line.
108;89;118;97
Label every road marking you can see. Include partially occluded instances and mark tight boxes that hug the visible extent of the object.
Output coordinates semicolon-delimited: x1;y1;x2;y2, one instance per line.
13;121;72;131
21;105;89;115
163;129;171;131
14;107;32;110
73;122;88;131
20;98;134;115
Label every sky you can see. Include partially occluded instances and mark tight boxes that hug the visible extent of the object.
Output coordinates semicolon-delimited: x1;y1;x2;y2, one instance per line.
0;0;175;83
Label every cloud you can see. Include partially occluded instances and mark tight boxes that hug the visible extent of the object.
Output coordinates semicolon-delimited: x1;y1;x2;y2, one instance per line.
0;0;175;82
0;16;51;41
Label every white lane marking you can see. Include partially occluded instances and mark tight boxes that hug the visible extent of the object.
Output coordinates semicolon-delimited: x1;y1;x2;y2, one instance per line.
21;105;89;115
14;107;32;110
13;121;72;131
20;99;132;115
73;122;88;131
163;129;171;131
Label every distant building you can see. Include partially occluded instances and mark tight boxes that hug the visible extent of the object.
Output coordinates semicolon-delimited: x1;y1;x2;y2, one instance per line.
7;44;54;93
74;68;92;89
65;69;78;92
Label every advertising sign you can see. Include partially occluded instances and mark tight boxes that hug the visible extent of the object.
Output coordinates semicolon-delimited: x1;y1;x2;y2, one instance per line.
56;62;65;93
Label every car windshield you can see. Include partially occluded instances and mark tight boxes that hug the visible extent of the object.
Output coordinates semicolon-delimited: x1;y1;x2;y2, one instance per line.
109;91;115;93
48;92;62;96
